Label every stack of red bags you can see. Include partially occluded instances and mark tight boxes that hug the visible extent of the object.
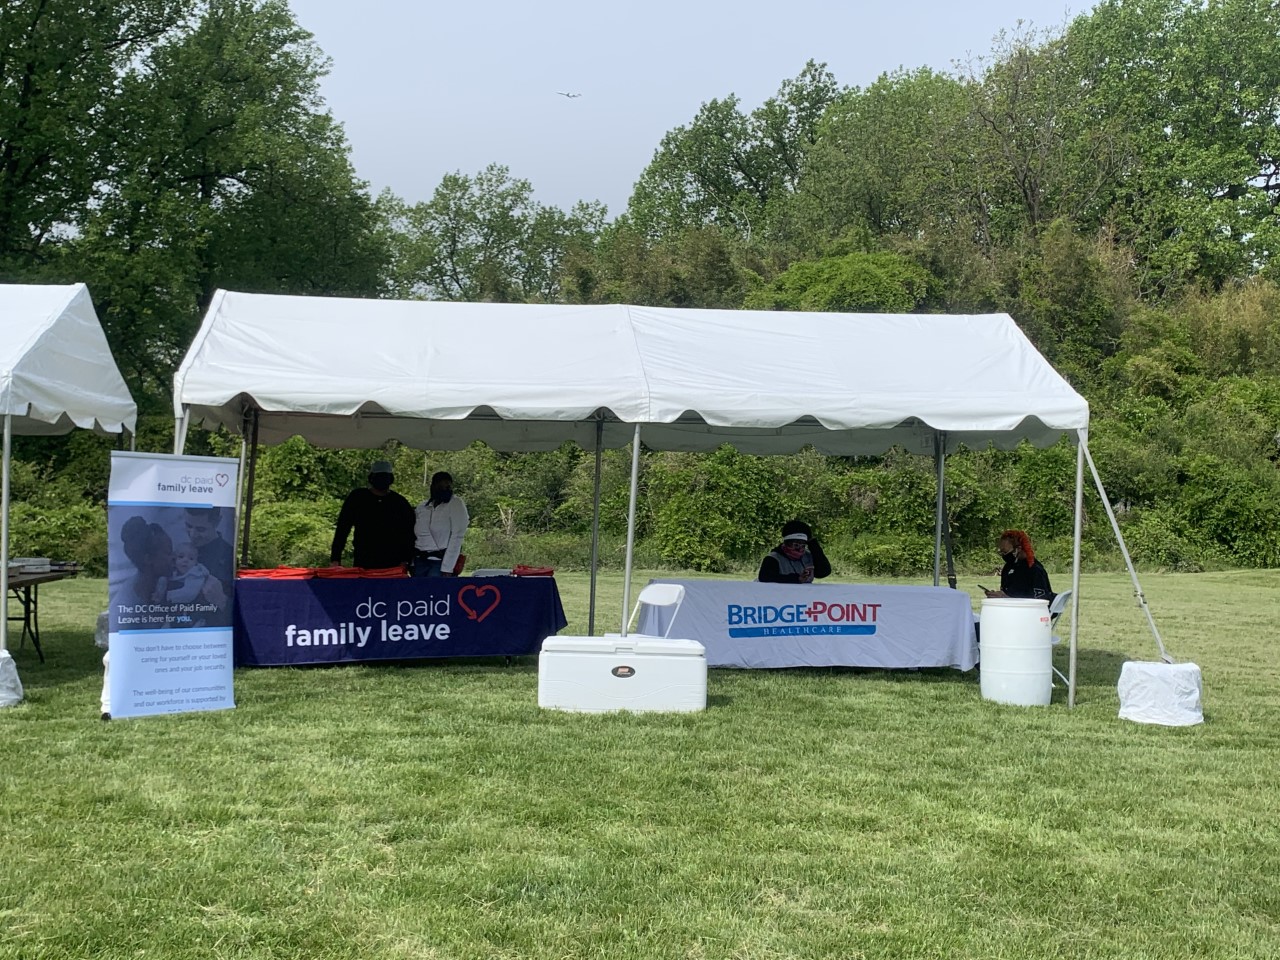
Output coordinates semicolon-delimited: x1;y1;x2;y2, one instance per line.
360;566;411;579
512;565;555;577
313;565;410;579
237;565;411;579
237;567;315;579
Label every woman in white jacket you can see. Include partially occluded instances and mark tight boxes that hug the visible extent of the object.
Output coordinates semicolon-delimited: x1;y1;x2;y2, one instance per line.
413;471;469;577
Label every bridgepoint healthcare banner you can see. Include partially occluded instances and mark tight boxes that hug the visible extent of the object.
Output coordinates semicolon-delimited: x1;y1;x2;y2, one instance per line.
638;579;979;670
108;451;239;718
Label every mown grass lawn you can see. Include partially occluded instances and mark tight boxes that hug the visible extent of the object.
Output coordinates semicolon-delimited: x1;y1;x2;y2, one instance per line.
2;570;1277;959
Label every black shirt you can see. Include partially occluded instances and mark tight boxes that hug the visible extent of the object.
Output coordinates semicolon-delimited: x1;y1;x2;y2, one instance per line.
1000;556;1054;602
330;488;416;569
757;539;833;583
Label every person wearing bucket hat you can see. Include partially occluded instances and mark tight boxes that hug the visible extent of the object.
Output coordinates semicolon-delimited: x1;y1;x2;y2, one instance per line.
758;519;832;584
329;458;416;570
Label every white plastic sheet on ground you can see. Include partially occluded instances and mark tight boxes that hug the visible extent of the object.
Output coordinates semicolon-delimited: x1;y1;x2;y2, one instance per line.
0;650;23;707
1117;661;1204;726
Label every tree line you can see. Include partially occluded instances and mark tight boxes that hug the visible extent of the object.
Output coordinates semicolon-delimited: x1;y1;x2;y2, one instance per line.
3;0;1278;576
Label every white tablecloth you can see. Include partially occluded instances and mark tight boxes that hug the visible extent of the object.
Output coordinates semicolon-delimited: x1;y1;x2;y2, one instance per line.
638;579;978;670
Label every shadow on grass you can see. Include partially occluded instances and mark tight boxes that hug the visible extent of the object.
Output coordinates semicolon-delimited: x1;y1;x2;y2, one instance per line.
1055;646;1130;687
5;628;106;692
252;655;540;674
712;664;978;686
11;631;547;700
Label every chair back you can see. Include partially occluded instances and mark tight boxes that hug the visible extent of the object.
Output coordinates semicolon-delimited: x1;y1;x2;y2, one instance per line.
626;582;686;637
1048;589;1073;655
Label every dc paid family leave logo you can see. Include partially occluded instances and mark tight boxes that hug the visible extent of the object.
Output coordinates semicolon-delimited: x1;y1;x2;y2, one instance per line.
283;584;502;648
726;599;881;638
156;471;231;495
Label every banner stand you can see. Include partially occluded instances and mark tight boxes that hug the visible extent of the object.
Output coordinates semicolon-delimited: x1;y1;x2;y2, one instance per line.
106;452;240;719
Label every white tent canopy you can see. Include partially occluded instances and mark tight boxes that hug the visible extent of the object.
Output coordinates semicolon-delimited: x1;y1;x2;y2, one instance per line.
174;291;1088;454
0;283;137;671
1;283;137;436
174;290;1105;705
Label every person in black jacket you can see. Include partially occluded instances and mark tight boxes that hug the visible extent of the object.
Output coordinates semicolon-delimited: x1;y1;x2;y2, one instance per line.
329;460;416;570
984;529;1054;602
758;520;832;584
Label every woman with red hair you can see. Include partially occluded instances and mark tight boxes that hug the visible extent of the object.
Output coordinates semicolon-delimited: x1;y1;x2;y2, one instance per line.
983;529;1054;602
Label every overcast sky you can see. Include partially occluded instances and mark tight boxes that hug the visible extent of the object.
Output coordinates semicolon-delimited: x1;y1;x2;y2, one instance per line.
287;0;1079;216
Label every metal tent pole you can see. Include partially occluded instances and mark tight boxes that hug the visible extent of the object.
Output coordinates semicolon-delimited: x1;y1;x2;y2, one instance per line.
1069;433;1085;707
174;409;190;455
933;432;946;587
1;415;10;654
238;410;260;568
588;418;603;635
1082;439;1171;662
620;424;642;637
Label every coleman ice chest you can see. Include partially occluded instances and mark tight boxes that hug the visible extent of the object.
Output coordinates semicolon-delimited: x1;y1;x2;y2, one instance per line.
538;636;707;713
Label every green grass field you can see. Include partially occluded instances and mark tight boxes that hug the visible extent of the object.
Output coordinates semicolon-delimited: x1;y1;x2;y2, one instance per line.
2;571;1278;959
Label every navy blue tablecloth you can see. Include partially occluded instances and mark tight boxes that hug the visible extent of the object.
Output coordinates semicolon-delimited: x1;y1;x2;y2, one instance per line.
233;576;566;666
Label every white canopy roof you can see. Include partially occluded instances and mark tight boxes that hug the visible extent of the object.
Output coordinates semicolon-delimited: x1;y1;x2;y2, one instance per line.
174;290;1088;455
0;283;137;436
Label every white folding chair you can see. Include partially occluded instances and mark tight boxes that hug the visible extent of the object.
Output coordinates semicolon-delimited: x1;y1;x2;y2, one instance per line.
1048;589;1072;685
623;582;685;638
1048;590;1072;642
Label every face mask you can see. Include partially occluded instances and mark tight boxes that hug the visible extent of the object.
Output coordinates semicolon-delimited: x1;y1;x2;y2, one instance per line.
1001;550;1016;564
370;473;392;493
433;489;453;504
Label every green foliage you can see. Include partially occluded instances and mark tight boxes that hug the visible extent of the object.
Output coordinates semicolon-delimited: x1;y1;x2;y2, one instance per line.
838;454;939;540
0;0;188;266
555;449;641;537
1120;506;1224;573
788;67;975;248
380;166;605;303
846;532;936;577
7;501;108;575
570;222;750;308
625;61;839;241
1003;220;1128;379
1062;0;1280;292
1176;453;1280;568
743;250;938;313
241;500;336;569
642;447;835;572
2;0;388;412
253;437;368;503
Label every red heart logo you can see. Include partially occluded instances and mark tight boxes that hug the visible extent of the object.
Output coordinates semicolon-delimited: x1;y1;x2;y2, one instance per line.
457;583;501;623
216;473;229;487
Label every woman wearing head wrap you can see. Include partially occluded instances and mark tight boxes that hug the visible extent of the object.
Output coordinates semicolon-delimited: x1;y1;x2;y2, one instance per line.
758;519;832;584
984;529;1054;602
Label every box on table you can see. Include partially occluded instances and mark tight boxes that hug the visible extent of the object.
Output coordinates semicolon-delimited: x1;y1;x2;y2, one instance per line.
538;635;707;713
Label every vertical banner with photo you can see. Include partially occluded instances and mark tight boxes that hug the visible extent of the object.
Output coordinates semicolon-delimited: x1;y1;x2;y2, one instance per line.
108;451;240;718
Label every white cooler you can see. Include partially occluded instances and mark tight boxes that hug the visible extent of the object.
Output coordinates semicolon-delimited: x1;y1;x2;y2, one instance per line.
538;636;707;713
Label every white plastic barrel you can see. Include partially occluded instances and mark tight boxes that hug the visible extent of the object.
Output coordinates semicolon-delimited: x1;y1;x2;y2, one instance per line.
979;597;1052;706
